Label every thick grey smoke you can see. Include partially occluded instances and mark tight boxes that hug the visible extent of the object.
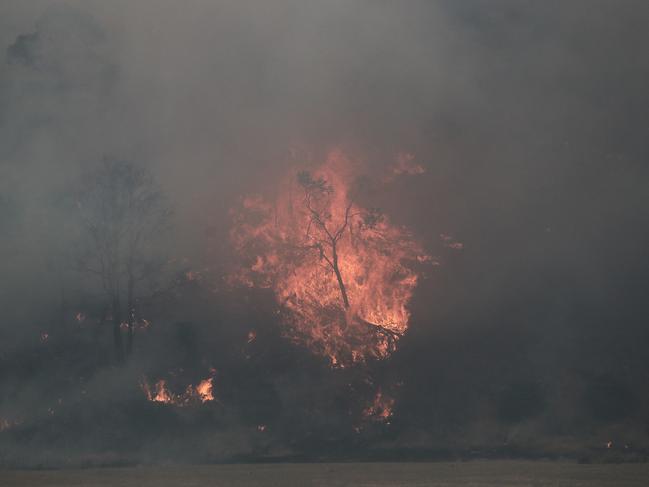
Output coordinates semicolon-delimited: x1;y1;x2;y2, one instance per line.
1;0;649;465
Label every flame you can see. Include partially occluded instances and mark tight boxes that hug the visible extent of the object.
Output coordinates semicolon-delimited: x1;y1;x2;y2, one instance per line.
362;389;395;423
140;375;215;406
195;378;214;402
140;379;173;403
231;149;429;366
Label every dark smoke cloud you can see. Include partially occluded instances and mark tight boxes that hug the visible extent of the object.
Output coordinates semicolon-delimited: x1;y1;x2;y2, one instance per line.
1;0;649;465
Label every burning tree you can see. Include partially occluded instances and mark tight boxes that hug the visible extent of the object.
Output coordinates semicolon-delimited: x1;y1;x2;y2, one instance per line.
75;158;171;361
297;170;353;310
231;150;429;366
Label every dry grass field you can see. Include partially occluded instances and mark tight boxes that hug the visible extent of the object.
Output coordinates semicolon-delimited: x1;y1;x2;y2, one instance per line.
0;461;648;487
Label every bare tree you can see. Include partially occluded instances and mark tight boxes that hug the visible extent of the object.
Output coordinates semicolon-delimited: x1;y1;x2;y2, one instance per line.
296;171;405;348
297;171;354;311
76;158;171;361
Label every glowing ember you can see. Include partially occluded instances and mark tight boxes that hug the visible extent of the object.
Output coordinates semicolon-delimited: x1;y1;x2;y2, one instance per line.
247;330;257;343
185;270;200;281
0;418;19;432
231;149;429;366
440;233;464;250
392;152;425;177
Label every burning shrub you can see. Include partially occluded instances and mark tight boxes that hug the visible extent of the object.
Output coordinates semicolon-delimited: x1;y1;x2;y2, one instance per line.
230;150;430;366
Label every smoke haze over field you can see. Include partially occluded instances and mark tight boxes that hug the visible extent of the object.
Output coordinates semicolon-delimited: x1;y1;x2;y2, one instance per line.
1;0;649;465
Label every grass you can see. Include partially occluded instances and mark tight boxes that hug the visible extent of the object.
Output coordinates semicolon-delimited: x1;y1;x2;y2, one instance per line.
0;461;648;486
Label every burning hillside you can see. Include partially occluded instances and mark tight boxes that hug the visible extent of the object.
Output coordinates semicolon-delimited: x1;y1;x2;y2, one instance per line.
230;150;430;366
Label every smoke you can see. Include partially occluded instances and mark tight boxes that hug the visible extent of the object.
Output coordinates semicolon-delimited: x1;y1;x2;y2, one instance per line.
1;0;649;465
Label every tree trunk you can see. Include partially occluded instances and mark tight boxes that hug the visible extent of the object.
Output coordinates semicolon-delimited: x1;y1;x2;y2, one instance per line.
58;285;67;331
126;274;135;357
112;294;124;363
331;244;350;309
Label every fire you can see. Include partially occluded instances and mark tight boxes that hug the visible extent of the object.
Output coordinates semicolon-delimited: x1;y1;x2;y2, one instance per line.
231;149;429;366
195;378;214;402
247;330;257;343
141;379;173;403
0;418;19;432
391;152;425;177
363;389;395;423
440;233;464;250
140;376;215;406
185;270;200;281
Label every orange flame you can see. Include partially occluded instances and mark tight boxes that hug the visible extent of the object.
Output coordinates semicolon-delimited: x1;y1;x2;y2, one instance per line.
195;378;214;402
140;375;215;406
362;389;395;423
231;150;430;366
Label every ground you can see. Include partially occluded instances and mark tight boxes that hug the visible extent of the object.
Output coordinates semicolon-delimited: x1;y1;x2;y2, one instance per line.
0;461;648;487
